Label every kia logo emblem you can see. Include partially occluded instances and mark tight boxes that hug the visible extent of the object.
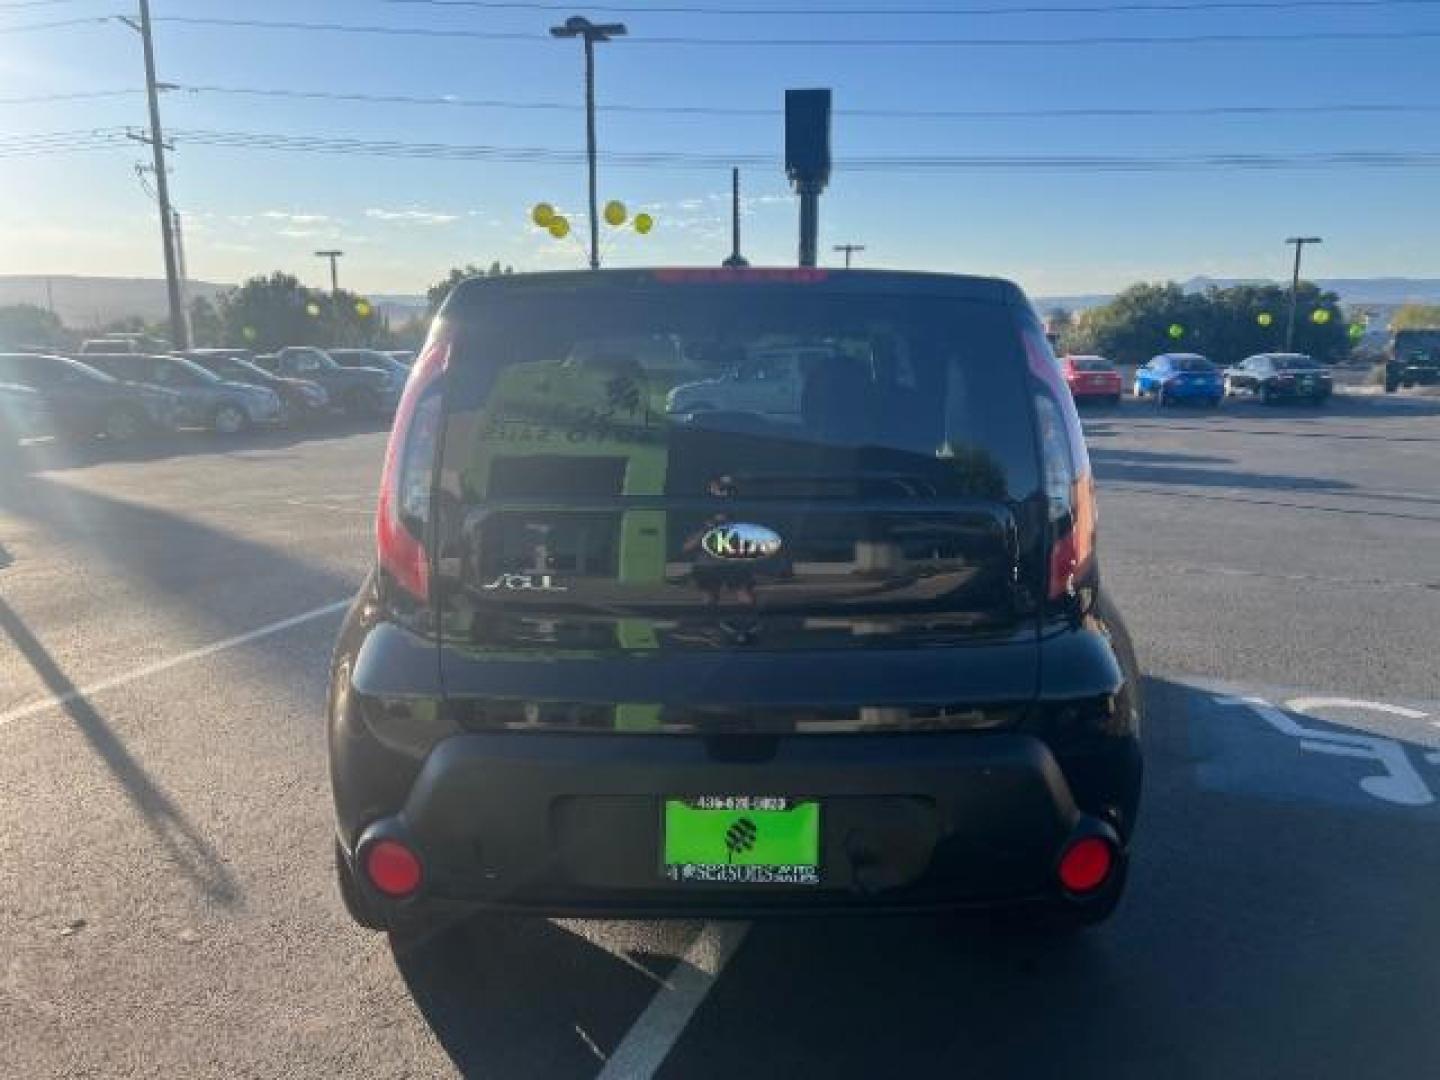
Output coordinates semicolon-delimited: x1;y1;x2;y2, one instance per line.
701;523;783;561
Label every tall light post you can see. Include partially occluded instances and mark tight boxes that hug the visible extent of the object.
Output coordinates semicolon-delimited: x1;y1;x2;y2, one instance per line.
1284;236;1322;352
315;249;344;295
550;16;627;270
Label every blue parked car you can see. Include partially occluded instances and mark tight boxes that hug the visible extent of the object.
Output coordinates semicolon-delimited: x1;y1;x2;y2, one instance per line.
1133;353;1224;408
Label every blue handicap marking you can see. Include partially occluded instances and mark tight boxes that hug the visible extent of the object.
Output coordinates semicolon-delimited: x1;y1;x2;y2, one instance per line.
1192;691;1437;812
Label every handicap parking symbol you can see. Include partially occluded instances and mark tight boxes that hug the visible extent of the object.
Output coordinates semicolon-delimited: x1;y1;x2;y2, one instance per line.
1199;693;1436;809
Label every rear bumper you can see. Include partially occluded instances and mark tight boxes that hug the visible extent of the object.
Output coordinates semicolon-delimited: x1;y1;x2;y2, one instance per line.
339;728;1137;920
1067;382;1123;399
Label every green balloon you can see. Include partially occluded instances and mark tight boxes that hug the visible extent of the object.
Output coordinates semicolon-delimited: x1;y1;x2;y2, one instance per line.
1348;322;1365;339
1167;323;1185;340
1257;312;1273;327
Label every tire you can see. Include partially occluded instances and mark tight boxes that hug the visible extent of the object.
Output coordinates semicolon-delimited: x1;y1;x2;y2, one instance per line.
211;403;250;435
1155;386;1168;408
335;841;388;932
101;405;145;443
345;387;379;419
1260;385;1276;406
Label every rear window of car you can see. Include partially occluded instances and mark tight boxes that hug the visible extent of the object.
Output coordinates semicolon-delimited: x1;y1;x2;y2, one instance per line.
1271;356;1318;371
1070;357;1112;372
1173;356;1215;372
440;285;1040;505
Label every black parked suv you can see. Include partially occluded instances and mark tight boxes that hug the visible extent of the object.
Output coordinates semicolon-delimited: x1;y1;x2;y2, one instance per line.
328;269;1143;937
0;352;177;441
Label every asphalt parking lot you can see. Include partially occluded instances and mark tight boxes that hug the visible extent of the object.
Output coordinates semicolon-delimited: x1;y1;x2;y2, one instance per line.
2;390;1438;1078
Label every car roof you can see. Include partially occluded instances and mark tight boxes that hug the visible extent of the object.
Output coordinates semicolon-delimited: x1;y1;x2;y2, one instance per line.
444;267;1026;316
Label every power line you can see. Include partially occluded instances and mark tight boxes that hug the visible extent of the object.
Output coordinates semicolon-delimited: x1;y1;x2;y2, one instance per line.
0;14;114;32
148;16;1440;47
0;88;139;104
10;126;1440;172
159;83;1440;120
6;82;1437;120
381;0;1440;12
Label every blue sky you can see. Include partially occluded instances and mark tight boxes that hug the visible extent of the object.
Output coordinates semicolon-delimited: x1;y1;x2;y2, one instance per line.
2;0;1438;296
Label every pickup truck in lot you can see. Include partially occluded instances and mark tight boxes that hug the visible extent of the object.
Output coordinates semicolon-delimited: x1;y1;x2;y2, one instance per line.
1385;330;1440;392
255;347;400;418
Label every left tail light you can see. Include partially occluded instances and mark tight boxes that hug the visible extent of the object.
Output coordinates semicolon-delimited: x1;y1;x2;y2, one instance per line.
1022;324;1098;606
376;323;451;603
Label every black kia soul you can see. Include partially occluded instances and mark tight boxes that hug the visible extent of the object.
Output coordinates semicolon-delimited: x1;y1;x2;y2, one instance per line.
329;268;1143;934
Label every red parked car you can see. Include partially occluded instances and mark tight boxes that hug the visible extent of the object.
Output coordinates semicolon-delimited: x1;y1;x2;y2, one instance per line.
1062;355;1123;405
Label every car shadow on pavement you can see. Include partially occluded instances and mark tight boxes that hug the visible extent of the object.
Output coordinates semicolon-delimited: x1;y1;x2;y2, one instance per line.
1089;445;1356;495
11;414;391;476
0;595;242;908
385;677;1440;1079
393;915;691;1079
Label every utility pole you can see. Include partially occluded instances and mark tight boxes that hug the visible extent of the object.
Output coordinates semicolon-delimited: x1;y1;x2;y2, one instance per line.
1284;236;1323;352
833;243;866;269
550;16;627;271
722;167;749;268
123;0;187;349
315;250;344;294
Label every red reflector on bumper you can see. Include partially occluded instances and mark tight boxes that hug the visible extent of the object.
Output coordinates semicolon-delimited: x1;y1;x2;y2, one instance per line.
1058;836;1114;894
364;840;423;898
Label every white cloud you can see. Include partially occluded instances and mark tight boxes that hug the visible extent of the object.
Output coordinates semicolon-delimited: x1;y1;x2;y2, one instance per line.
260;211;332;225
364;208;461;225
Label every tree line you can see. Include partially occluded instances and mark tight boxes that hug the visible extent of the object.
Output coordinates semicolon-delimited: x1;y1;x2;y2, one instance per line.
0;262;515;353
1050;281;1380;366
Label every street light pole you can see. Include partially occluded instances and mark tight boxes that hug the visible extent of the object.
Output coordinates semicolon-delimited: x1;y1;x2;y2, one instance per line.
315;250;344;294
1284;236;1322;352
833;243;866;268
550;16;627;270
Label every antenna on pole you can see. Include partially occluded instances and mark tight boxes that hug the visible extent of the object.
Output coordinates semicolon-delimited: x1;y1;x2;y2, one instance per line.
722;167;749;268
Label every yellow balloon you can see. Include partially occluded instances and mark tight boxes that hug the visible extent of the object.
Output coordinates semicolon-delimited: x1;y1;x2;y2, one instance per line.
532;202;555;227
241;325;257;341
355;300;372;318
634;212;654;235
1257;312;1273;327
1311;309;1332;325
305;302;321;317
604;200;627;227
548;215;570;239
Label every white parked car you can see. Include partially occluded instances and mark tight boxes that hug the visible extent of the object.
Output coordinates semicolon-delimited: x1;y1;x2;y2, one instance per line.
666;347;829;418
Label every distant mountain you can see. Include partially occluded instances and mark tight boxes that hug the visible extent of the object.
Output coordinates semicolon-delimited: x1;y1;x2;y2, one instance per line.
1184;277;1440;306
0;276;231;329
8;274;1436;330
1037;277;1440;315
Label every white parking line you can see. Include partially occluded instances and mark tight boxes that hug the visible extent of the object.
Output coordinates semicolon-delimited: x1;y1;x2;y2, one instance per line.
597;920;750;1080
0;599;351;731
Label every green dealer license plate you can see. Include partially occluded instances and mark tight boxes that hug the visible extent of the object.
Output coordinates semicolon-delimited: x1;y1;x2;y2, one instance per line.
662;797;821;885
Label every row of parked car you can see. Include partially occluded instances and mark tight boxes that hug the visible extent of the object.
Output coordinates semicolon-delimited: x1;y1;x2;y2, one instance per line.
0;342;416;445
1061;351;1335;408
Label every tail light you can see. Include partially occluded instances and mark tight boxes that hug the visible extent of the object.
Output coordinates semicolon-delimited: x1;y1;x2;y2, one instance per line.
376;322;451;602
1022;325;1098;605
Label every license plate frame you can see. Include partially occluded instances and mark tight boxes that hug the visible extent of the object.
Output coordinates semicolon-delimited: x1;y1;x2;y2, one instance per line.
661;796;821;886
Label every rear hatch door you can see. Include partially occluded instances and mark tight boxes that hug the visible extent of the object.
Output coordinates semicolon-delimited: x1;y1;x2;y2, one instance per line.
431;275;1047;733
